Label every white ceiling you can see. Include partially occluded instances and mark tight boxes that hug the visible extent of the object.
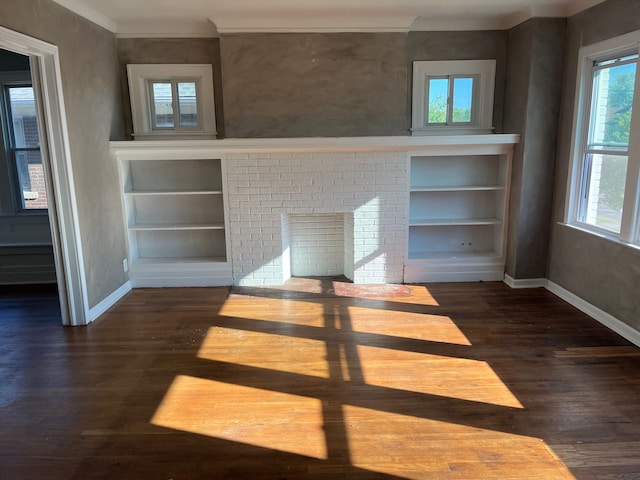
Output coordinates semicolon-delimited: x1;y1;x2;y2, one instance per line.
51;0;606;37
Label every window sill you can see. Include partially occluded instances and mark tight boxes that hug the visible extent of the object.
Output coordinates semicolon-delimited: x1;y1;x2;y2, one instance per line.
0;209;48;217
0;241;53;248
558;222;640;253
132;131;217;141
411;127;494;136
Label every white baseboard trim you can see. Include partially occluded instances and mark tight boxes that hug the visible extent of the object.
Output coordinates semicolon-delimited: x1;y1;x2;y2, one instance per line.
503;274;547;289
503;275;640;347
88;281;132;323
545;281;640;348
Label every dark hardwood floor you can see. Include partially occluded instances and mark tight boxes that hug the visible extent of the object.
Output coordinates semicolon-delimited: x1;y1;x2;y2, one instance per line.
1;280;639;479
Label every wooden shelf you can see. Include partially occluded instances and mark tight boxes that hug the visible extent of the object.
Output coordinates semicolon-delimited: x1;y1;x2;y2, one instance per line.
132;256;227;265
125;189;223;196
410;185;504;192
408;251;501;261
128;222;225;231
409;218;502;226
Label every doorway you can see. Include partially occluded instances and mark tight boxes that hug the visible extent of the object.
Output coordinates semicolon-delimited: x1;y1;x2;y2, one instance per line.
0;48;56;289
0;26;89;326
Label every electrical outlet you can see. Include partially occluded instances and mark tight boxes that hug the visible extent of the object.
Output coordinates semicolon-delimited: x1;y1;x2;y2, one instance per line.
123;258;128;272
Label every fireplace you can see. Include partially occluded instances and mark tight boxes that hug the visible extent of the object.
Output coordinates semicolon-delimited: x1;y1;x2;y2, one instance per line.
225;150;408;286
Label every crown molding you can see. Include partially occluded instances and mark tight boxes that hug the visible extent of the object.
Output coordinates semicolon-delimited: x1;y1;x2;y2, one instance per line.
48;0;609;37
50;0;118;32
564;0;607;16
116;20;219;38
214;16;415;34
410;17;508;32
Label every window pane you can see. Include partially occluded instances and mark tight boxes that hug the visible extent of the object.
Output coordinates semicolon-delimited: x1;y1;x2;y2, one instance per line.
582;153;628;233
15;149;48;210
588;59;636;150
151;82;174;128
427;78;448;124
452;77;474;123
177;82;198;127
8;87;39;148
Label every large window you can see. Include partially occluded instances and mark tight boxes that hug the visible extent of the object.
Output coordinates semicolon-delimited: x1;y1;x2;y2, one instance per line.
567;31;640;244
1;74;47;211
411;60;495;135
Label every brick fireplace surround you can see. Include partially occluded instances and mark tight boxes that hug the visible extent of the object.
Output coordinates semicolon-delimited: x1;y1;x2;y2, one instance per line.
225;149;408;285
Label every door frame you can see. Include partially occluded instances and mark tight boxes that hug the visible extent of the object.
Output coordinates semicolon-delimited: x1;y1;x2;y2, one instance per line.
0;26;88;326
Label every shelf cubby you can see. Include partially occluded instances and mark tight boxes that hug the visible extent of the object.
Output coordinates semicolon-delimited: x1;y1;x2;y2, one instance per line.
406;150;512;283
117;155;231;287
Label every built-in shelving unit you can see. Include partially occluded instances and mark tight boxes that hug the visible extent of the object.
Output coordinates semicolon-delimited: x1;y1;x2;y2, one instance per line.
116;155;231;287
405;150;512;283
111;135;517;287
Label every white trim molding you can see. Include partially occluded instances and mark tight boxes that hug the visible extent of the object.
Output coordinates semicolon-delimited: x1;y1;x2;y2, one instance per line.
88;281;132;322
546;281;640;348
503;275;640;348
49;0;118;32
110;134;520;157
503;274;547;289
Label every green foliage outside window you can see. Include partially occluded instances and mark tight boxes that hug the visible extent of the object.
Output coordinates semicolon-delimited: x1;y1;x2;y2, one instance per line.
600;72;635;212
428;95;472;124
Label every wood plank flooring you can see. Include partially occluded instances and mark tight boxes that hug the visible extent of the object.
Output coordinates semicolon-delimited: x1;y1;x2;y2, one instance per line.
1;279;639;479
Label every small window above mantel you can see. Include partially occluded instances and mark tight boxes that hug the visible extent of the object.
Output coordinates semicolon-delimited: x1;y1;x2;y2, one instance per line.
411;60;496;136
127;64;217;140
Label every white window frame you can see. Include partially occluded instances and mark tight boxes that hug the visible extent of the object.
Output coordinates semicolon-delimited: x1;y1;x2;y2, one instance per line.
411;60;495;136
0;71;47;214
565;30;640;245
127;64;216;140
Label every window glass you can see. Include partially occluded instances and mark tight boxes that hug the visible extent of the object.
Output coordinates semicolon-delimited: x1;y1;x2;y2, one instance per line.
7;86;47;210
426;76;475;125
587;58;636;150
427;77;448;124
581;153;628;232
151;82;174;128
9;87;38;147
452;77;474;123
177;82;198;127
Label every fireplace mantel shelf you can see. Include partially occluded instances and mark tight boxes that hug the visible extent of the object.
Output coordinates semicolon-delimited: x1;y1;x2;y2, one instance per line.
110;134;519;158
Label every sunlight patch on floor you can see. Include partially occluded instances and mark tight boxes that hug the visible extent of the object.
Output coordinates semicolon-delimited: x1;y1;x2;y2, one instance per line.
219;297;326;327
356;345;524;408
347;306;472;345
343;405;575;480
198;327;330;378
151;375;328;459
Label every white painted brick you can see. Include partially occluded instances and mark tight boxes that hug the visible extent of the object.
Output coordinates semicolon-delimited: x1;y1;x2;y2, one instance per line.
228;149;409;285
269;166;292;174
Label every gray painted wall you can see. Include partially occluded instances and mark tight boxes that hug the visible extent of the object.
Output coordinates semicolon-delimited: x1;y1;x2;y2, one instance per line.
408;30;508;133
219;33;408;138
549;0;640;331
116;38;225;138
1;0;127;308
504;18;565;279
